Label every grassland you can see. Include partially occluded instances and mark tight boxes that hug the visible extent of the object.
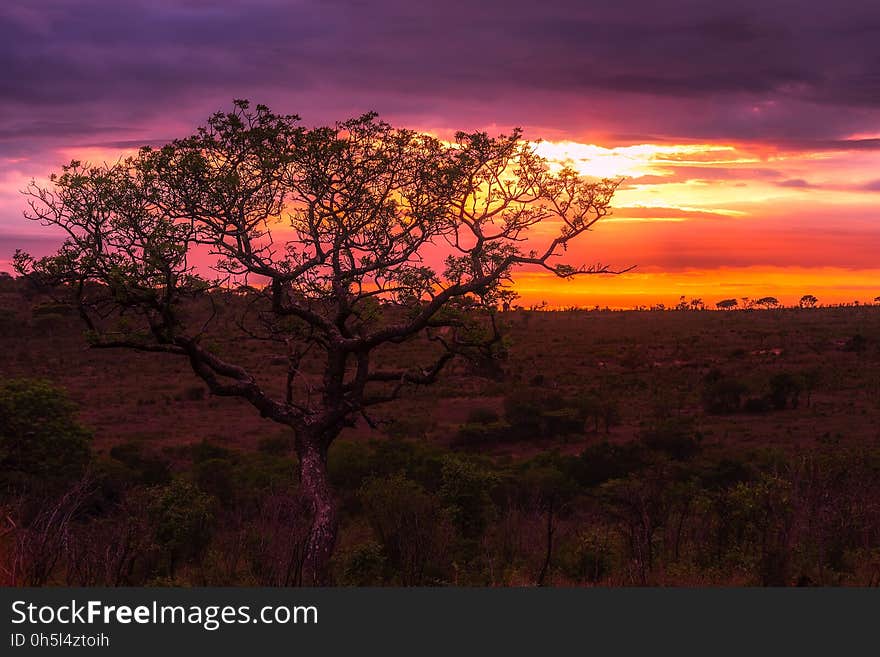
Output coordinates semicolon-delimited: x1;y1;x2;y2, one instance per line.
2;278;880;586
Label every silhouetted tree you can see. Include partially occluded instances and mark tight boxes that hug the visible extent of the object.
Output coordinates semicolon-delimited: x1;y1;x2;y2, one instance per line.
754;296;780;310
15;100;624;582
799;294;818;309
716;299;738;310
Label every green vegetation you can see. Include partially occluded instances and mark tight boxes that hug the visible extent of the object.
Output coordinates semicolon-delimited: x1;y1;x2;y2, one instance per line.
2;289;880;586
0;379;92;494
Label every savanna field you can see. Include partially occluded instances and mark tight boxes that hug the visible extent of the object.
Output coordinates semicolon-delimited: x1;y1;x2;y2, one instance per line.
2;275;880;587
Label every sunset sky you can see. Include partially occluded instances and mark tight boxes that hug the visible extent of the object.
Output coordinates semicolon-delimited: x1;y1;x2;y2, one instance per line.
1;0;879;308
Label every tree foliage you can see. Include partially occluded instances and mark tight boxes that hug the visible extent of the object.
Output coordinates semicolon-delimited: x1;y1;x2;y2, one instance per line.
17;100;623;440
799;294;818;308
15;100;625;579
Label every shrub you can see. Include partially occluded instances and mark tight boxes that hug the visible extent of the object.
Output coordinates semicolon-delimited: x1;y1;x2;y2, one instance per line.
0;379;91;495
194;458;236;505
453;420;511;448
570;441;647;488
698;457;755;490
329;439;376;490
577;392;621;433
257;432;293;455
359;474;451;585
438;455;498;539
503;390;585;440
559;530;613;584
190;439;232;463
701;370;748;414
337;541;387;586
639;418;701;460
244;490;312;586
148;479;215;576
503;389;546;438
768;373;802;410
108;441;171;486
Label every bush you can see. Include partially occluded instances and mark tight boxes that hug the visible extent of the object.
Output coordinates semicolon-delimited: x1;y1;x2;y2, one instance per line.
453;420;511;447
438;455;498;539
329;439;376;490
577;392;620;433
640;418;700;460
698;457;755;490
768;373;802;410
0;379;91;494
148;479;215;575
257;432;293;455
702;370;748;414
194;458;236;505
503;389;546;438
570;442;647;488
359;474;451;584
190;439;232;463
504;390;585;440
337;541;387;586
559;530;612;584
108;441;171;486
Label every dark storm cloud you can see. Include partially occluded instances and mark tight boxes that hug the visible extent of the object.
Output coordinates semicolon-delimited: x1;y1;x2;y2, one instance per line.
1;0;879;150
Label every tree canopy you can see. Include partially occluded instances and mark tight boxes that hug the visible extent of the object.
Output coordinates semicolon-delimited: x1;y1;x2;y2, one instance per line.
17;100;623;436
16;100;625;580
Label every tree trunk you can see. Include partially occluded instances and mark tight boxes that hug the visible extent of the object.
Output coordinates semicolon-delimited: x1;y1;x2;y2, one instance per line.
296;435;338;585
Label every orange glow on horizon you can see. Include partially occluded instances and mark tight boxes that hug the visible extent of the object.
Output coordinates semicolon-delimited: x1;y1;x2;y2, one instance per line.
3;134;878;310
509;267;880;310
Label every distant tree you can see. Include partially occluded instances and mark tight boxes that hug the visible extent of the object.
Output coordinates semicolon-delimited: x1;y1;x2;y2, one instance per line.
799;294;818;309
689;298;704;311
15;100;625;582
874;296;880;305
754;296;780;310
498;289;519;312
716;299;738;310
